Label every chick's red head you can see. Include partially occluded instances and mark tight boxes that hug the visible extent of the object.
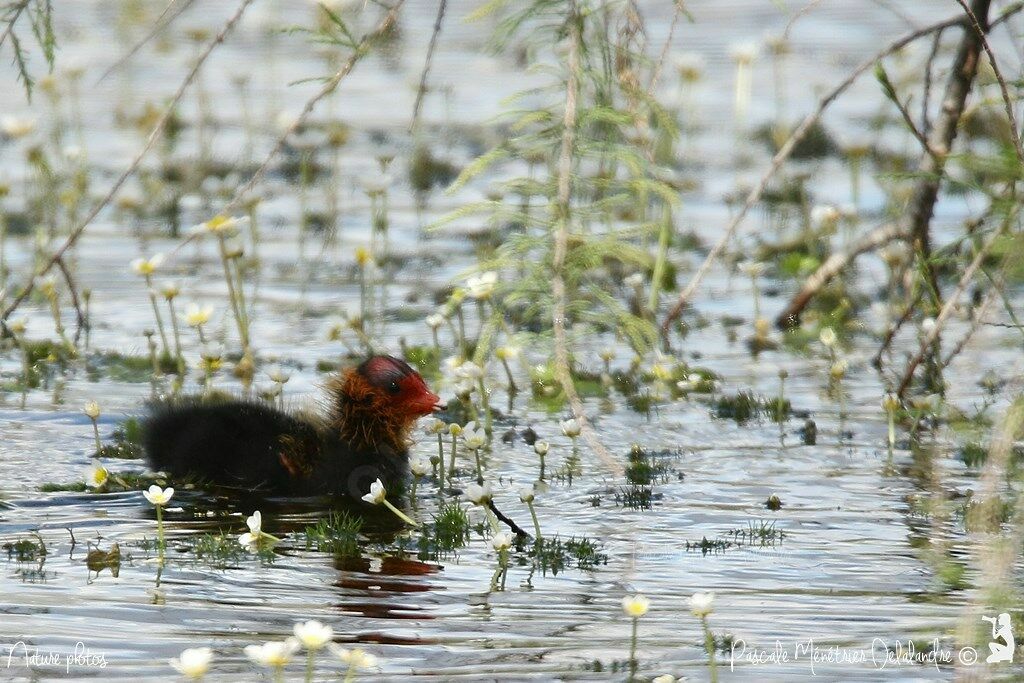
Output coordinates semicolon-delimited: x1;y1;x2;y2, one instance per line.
356;355;443;417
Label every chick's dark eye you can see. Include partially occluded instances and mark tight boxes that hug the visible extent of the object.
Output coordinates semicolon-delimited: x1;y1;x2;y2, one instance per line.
386;380;401;395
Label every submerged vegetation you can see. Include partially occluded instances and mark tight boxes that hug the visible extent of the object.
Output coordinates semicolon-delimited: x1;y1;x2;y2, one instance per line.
2;0;1024;679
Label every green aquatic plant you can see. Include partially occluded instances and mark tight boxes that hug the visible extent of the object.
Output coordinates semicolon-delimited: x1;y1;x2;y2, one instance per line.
186;532;249;568
85;351;157;383
623;445;674;486
3;0;56;101
3;535;46;562
727;520;785;547
430;0;680;472
416;501;471;560
686;537;732;555
712;391;759;423
615;485;653;510
85;542;121;580
304;510;363;557
528;535;607;575
95;417;144;460
41;469;164;493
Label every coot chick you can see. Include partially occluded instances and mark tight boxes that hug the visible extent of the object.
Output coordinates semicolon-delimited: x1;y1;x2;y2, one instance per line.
143;355;443;498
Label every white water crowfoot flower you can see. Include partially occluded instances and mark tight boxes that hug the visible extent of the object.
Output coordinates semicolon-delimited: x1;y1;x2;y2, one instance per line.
560;418;581;439
519;485;543;540
130;253;164;277
143;485;174;562
533;440;549;479
83;400;100;419
160;282;180;301
197;214;248;236
362;478;386;505
84;400;102;453
245;639;300;673
818;326;837;349
422;418;447;485
689;591;715;617
464;482;493;506
143;485;174;506
238;510;281;548
410;456;431;506
738;260;767;278
330;644;379;681
491;531;513;551
455;360;484;381
425;312;445;349
622;594;650;618
690;592;719;680
456;361;491;437
465;271;498;300
169;647;214;679
490;531;513;591
623;594;649;680
882;393;900;452
829;358;848;381
361;479;419;527
294;619;333;649
1;115;36;139
410;456;432;478
463;421;488;482
463;421;486;450
170;646;213;680
294;619;332;682
267;366;291;409
86;464;108;489
185;304;213;328
495;346;520;392
465;482;499;534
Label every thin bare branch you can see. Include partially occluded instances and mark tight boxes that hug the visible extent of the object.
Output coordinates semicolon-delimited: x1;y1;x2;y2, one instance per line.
954;0;1024;164
1;0;256;328
896;222;1004;397
920;27;945;136
645;0;685;93
409;0;447;134
53;256;85;345
97;0;199;84
775;223;908;328
660;1;1024;339
169;0;406;261
874;61;939;160
659;12;968;339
